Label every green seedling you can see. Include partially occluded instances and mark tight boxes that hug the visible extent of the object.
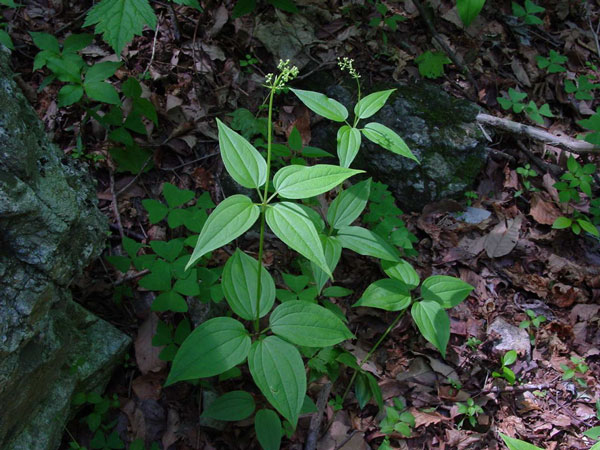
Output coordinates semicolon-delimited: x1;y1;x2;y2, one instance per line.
552;156;599;238
515;163;538;197
72;392;123;449
415;50;452;79
560;355;589;388
578;108;600;146
464;190;478;206
240;53;258;71
152;318;192;361
512;0;545;25
497;88;553;125
466;336;482;351
232;0;297;18
368;0;405;44
492;350;518;385
379;398;415;440
519;309;546;344
0;0;16;50
565;75;600;101
457;397;484;429
536;50;567;74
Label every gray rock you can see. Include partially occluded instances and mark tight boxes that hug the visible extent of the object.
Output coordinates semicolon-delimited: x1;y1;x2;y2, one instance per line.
487;317;531;358
311;82;488;212
0;48;130;449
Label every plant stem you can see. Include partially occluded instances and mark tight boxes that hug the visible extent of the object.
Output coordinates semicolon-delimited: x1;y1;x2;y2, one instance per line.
254;81;278;333
340;309;406;402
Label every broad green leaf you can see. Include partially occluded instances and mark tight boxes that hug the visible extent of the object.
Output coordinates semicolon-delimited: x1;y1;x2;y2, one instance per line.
85;61;121;83
311;235;342;293
0;29;14;50
84;81;120;104
58;84;84;107
122;77;142;98
267;0;298;13
166;317;251;384
273;164;362;199
222;249;276;320
577;219;599;237
152;290;187;312
202;391;255;421
163;182;195;208
290;88;348;122
255;409;282;450
217;118;267;189
456;0;486;27
411;300;450;357
361;123;418;163
30;32;60;53
138;260;171;291
83;0;157;54
327;179;371;229
354;89;396;120
421;275;473;308
381;259;420;289
266;202;331;277
336;125;362;168
353;279;411;311
365;372;384;411
355;373;371;409
552;216;572;229
248;336;306;427
150;239;183;262
187;195;260;269
499;433;543;450
62;33;94;53
270;301;353;347
173;270;200;296
142;199;169;223
502;350;517;366
584;426;600;440
322;286;353;297
336;226;400;262
233;0;256;17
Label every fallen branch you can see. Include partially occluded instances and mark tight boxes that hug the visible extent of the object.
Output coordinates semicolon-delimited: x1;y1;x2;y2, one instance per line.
304;382;332;450
476;113;600;154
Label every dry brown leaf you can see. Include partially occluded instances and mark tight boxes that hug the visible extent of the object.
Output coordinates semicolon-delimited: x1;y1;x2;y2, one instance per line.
485;215;523;258
409;407;447;428
135;313;167;375
530;193;561;225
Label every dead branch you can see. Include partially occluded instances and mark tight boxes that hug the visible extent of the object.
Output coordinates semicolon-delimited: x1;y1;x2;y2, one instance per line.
304;382;332;450
476;113;600;154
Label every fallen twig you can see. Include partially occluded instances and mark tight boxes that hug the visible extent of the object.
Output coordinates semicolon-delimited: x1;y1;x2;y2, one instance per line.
304;382;332;450
110;171;124;240
476;113;600;154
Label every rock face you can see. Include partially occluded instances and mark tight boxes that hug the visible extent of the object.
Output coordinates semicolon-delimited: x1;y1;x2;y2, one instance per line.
0;49;130;449
312;82;487;212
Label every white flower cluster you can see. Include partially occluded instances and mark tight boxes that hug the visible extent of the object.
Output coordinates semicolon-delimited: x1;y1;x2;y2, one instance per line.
338;57;361;79
265;59;299;91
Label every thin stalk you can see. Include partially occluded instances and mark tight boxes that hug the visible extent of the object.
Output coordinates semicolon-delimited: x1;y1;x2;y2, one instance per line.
253;81;278;333
340;309;406;402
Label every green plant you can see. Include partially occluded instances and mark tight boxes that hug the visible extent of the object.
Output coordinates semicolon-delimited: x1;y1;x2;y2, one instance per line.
565;75;600;100
152;317;191;361
240;53;259;72
378;398;415;448
536;50;567;74
499;433;543;450
464;190;478;206
162;60;470;449
511;0;545;25
456;0;486;28
456;397;483;428
551;156;599;238
363;181;418;256
71;392;123;450
466;336;482;351
0;0;16;50
560;355;589;388
519;309;546;344
585;425;600;450
31;33;159;171
367;0;405;46
515;163;538;197
492;350;518;385
83;0;201;55
497;88;553;125
415;50;452;79
578;108;600;146
232;0;297;18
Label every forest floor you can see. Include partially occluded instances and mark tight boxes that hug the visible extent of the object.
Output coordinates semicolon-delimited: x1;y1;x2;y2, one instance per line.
7;0;600;448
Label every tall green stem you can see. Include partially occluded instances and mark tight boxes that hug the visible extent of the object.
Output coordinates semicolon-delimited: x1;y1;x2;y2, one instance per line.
253;82;278;333
341;309;406;402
